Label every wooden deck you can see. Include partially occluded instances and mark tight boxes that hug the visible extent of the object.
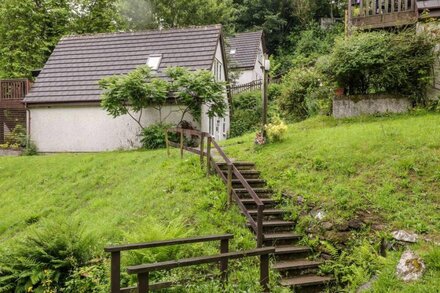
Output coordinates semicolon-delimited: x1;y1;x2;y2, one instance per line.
349;0;418;29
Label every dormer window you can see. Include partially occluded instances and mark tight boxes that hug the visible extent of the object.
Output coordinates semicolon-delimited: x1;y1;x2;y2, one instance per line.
230;48;236;55
146;54;162;70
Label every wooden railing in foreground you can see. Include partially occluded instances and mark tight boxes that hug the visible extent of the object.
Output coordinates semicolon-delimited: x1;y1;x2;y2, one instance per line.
166;128;265;247
105;234;274;293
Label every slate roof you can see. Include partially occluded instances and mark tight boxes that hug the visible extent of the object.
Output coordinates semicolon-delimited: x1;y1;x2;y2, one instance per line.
226;31;263;70
24;25;222;104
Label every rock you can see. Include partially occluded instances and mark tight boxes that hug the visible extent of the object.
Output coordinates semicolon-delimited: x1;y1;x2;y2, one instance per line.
322;221;333;230
325;231;351;243
321;253;333;260
348;219;363;230
311;209;326;221
392;230;418;243
356;275;378;293
335;222;349;232
297;196;304;205
396;250;426;282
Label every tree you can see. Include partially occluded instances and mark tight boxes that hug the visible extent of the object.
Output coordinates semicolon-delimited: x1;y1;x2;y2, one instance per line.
99;66;227;129
0;0;124;79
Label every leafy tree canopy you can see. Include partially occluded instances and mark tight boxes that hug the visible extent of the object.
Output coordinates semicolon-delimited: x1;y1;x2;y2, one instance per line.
99;66;227;128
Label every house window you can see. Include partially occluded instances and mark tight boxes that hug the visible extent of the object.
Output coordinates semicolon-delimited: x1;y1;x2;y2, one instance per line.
209;117;214;135
146;54;162;70
213;59;223;81
230;48;236;55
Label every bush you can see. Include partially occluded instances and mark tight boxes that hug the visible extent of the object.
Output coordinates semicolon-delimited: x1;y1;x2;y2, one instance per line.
0;219;99;292
230;91;262;137
278;67;333;120
265;116;287;142
326;30;436;104
141;123;173;149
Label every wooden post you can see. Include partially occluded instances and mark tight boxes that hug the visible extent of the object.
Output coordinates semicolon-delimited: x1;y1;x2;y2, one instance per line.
227;164;233;207
165;130;170;157
206;136;212;176
219;238;229;283
110;252;121;293
200;133;205;167
138;272;149;293
180;130;184;159
261;54;268;138
260;254;270;293
257;205;264;248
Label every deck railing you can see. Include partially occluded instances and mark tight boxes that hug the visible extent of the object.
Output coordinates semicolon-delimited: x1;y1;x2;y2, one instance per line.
166;128;266;248
230;80;262;96
0;79;30;100
349;0;418;29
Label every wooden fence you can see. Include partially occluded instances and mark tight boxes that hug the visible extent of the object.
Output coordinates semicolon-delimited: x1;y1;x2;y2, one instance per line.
230;80;262;96
104;234;274;293
0;79;30;144
166;128;266;248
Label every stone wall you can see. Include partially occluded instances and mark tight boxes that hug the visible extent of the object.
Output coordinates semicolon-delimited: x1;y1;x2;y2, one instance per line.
333;95;412;119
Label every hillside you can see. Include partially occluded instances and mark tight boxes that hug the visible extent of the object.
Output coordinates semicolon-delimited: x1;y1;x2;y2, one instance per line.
0;112;439;292
223;112;440;291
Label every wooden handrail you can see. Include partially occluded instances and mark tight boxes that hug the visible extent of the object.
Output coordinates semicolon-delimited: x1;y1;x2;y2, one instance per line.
104;234;233;252
105;234;232;293
166;128;266;247
128;247;275;293
128;247;275;273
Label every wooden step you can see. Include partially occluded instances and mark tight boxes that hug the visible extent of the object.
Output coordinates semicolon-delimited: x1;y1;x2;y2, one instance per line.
250;220;294;228
280;275;333;287
217;162;255;169
275;245;311;255
273;259;323;271
234;188;272;194
222;170;260;177
264;232;301;242
248;208;285;216
232;179;266;185
240;198;277;205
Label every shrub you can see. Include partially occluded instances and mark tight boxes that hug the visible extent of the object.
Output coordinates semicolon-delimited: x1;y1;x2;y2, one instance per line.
278;67;333;120
141;123;173;149
326;30;436;104
230;91;262;137
265;116;287;142
0;219;99;292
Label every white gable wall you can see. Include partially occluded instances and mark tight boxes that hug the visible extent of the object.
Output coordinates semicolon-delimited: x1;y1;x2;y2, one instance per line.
233;40;264;85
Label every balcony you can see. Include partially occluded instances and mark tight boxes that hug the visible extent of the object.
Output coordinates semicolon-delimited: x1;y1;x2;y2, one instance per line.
348;0;418;29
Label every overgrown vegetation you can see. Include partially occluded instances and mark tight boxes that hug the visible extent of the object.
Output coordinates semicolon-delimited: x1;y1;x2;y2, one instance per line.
326;30;437;103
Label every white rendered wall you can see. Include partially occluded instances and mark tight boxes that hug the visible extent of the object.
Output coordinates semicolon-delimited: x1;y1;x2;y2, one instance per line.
29;105;196;152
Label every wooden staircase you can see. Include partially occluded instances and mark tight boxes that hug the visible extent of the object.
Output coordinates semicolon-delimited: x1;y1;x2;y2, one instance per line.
218;162;333;292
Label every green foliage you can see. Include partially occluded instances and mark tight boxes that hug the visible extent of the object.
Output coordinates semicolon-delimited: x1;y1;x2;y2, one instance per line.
278;67;333;120
100;66;227;132
64;260;109;293
0;0;123;79
265;116;287;142
150;0;236;32
0;218;98;292
141;123;173;149
230;91;262;137
326;30;436;103
5;124;26;147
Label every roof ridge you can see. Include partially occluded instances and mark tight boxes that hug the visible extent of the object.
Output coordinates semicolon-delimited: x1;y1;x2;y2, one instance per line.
62;25;222;41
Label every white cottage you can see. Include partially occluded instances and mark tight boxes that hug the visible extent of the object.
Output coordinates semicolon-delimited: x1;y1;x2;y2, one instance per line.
226;31;265;86
24;25;230;152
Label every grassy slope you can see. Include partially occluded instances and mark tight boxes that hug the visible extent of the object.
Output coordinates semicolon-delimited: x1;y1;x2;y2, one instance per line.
0;150;271;291
223;112;440;292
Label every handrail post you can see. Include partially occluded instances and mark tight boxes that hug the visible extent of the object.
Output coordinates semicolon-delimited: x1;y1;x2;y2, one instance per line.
206;136;212;176
180;129;184;159
227;164;233;207
110;251;121;293
260;253;270;293
257;205;264;248
165;130;170;157
200;132;205;167
219;238;229;283
138;272;149;293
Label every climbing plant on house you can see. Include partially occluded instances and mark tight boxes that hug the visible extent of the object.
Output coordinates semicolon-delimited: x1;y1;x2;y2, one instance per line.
99;66;227;148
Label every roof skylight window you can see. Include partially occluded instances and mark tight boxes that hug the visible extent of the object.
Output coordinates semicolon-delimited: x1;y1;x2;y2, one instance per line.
146;54;162;70
230;48;236;55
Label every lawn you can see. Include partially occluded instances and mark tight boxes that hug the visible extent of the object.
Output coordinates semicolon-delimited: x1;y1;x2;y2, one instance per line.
1;112;439;292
